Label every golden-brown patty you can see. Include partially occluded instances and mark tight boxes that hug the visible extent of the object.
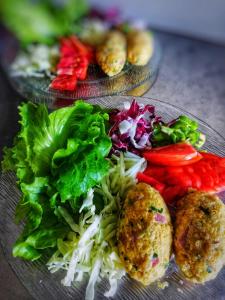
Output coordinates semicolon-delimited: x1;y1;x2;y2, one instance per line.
174;191;225;283
127;30;153;66
117;183;172;285
96;30;126;76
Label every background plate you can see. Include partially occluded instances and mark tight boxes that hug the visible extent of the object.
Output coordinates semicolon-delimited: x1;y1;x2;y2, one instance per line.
0;96;225;300
3;35;161;105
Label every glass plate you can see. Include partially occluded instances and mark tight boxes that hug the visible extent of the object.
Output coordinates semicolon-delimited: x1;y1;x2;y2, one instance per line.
0;96;225;300
3;36;161;105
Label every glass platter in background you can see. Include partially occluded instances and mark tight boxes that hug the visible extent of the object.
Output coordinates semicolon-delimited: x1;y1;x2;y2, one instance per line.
0;96;225;300
1;34;161;106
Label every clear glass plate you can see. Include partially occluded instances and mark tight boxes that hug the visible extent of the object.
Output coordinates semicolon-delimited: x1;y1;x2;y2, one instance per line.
0;96;225;300
3;36;161;106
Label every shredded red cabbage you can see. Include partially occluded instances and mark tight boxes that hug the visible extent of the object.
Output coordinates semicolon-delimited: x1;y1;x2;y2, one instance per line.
109;99;162;154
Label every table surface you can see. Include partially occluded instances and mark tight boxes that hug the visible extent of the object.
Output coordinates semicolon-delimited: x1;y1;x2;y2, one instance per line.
0;31;225;300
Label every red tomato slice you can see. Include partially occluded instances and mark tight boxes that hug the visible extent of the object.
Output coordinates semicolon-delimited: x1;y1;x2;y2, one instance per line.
188;173;201;188
50;75;77;91
73;57;89;80
57;56;87;69
57;67;74;76
200;152;221;161
184;166;194;174
162;186;187;205
166;166;184;176
57;57;79;69
166;173;193;188
70;36;92;58
51;36;93;91
60;46;76;58
142;149;225;204
143;143;202;166
218;158;225;168
58;58;89;79
137;172;165;193
143;166;166;181
60;38;76;57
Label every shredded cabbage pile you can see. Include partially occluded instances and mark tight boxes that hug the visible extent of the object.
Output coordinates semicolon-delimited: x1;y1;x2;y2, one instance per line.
11;45;59;78
47;152;146;300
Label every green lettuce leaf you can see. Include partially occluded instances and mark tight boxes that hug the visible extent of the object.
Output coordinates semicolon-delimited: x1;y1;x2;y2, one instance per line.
1;147;15;171
0;0;89;46
13;242;41;261
25;225;68;249
15;177;49;234
1;137;33;183
13;223;68;261
52;106;111;203
55;140;111;204
2;100;111;261
21;102;82;176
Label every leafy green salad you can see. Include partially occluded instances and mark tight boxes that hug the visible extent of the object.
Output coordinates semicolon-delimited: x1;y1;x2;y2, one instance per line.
1;99;205;300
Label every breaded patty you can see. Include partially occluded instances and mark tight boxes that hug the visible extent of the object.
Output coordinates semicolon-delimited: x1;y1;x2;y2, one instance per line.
174;191;225;283
127;30;153;66
117;183;172;285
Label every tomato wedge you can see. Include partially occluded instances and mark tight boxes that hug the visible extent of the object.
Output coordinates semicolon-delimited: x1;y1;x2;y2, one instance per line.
162;186;187;205
50;75;77;91
200;152;221;161
143;165;166;181
143;143;202;166
50;36;92;92
139;150;225;206
137;172;165;193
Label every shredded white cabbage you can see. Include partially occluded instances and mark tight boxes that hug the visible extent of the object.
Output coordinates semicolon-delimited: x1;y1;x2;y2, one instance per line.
47;152;146;300
11;44;59;78
79;189;94;213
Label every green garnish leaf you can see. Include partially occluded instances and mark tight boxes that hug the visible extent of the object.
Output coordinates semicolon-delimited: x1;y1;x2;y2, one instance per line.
153;115;206;148
149;206;163;213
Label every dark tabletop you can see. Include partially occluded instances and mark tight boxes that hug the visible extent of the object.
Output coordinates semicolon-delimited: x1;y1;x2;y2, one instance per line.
0;31;225;300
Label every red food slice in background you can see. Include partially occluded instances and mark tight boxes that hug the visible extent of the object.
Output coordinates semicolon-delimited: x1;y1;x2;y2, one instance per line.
50;35;93;91
57;66;75;76
73;57;89;80
57;56;81;69
50;75;77;91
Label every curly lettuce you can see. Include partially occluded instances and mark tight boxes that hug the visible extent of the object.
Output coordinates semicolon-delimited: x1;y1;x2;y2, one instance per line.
2;100;111;261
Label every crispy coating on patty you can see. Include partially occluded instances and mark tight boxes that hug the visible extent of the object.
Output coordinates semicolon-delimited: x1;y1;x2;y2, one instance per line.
127;30;153;66
174;191;225;283
117;183;172;285
96;30;126;76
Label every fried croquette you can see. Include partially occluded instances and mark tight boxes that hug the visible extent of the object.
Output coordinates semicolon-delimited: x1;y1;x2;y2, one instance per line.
174;191;225;283
117;183;172;285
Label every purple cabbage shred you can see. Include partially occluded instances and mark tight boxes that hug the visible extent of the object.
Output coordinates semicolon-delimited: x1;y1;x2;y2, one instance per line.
108;99;162;155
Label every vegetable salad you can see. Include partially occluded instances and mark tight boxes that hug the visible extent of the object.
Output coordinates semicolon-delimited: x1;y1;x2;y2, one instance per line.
2;99;225;300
